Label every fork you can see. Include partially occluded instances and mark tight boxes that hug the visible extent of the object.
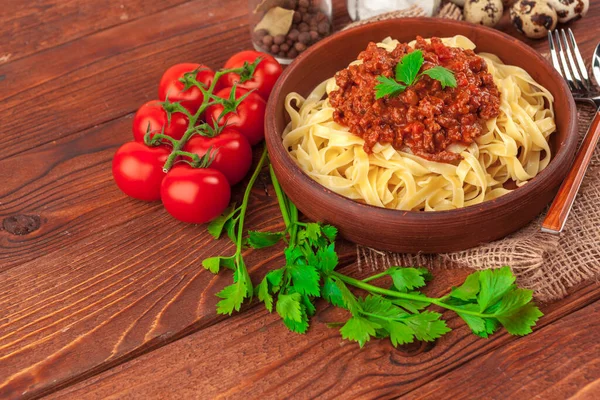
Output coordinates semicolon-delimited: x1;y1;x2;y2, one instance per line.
541;29;600;234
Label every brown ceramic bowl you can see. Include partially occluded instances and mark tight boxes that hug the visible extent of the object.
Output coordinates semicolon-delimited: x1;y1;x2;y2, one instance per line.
265;18;577;253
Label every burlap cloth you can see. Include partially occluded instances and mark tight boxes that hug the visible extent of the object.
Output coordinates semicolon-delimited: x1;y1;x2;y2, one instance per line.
347;4;600;302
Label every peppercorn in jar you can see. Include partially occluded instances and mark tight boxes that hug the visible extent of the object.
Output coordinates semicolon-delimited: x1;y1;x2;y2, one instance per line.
249;0;332;64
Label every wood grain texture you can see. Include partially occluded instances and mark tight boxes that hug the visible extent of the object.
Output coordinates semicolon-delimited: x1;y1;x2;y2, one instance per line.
0;0;189;64
543;110;600;233
0;187;356;399
49;275;600;400
0;0;250;161
0;0;599;398
404;301;600;400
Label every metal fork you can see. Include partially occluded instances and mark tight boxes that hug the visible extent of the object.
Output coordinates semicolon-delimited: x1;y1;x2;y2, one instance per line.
542;29;600;234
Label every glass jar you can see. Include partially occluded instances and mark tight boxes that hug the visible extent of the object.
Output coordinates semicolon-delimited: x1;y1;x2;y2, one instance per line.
248;0;333;64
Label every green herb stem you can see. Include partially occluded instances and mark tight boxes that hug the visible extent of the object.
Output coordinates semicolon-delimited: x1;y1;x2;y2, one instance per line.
332;271;494;319
361;271;391;283
269;164;291;229
236;144;269;253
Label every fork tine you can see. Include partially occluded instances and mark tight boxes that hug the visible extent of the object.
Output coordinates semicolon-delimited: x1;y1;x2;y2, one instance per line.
560;29;584;90
554;30;576;91
567;28;593;89
548;31;563;78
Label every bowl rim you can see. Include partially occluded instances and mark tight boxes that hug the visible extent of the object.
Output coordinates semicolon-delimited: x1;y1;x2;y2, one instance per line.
265;17;578;221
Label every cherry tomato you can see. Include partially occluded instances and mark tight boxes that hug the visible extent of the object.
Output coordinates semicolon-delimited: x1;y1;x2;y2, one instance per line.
161;165;231;224
132;100;189;142
112;142;170;201
158;63;214;114
219;51;282;100
183;129;252;185
206;87;266;145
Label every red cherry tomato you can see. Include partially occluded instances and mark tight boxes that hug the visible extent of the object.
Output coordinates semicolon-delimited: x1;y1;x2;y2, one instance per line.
161;165;231;224
219;51;282;100
206;87;266;146
132;100;189;142
158;63;214;114
183;129;252;185
112;142;170;201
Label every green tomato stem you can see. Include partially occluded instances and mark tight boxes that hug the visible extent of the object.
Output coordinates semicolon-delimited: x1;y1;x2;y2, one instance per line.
161;67;246;172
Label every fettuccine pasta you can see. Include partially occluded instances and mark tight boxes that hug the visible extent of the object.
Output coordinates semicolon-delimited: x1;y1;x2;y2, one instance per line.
282;36;555;211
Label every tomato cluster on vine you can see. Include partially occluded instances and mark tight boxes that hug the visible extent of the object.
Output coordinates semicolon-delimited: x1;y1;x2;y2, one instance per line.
112;50;282;224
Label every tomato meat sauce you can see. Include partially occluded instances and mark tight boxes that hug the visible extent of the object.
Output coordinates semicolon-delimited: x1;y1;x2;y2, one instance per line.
329;37;500;163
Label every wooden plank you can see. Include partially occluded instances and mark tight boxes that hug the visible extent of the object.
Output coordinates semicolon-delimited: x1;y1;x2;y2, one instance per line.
0;195;357;399
0;0;250;161
45;272;600;400
0;116;148;271
0;0;189;65
402;301;600;400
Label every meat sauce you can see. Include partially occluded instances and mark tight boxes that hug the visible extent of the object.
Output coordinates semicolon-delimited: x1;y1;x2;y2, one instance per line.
329;37;500;163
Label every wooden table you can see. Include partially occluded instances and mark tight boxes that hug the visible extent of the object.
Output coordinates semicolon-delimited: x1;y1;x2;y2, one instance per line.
1;1;599;398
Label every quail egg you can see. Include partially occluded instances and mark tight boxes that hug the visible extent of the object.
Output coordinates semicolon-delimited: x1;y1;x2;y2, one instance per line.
510;0;558;39
546;0;589;23
464;0;504;27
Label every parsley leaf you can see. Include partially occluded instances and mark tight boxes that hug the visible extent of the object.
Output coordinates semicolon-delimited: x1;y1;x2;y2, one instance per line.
256;277;273;312
276;292;303;322
321;225;338;241
449;272;480;301
202;256;235;274
340;316;381;348
288;264;321;296
322;277;345;308
396;49;424;85
374;48;457;99
374;76;406;99
207;204;238;239
404;311;451;341
389;267;429;292
477;266;516;312
216;272;251;315
316;243;338;273
386;321;415;346
283;304;309;333
248;230;285;249
496;303;543;336
422;66;457;89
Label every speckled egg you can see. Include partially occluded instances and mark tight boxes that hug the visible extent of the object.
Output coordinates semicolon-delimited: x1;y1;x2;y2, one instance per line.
546;0;589;23
510;0;558;39
464;0;504;27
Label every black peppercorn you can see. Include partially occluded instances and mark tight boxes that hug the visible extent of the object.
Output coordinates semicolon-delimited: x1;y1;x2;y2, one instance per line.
271;44;280;53
309;30;319;42
287;49;298;58
287;29;300;41
262;35;274;46
254;29;268;39
293;11;302;23
273;34;285;45
317;22;329;35
298;31;311;44
298;22;309;32
280;43;290;52
294;42;306;52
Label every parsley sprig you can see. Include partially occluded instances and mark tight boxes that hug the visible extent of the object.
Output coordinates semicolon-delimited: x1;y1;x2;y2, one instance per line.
202;157;543;347
374;49;457;99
